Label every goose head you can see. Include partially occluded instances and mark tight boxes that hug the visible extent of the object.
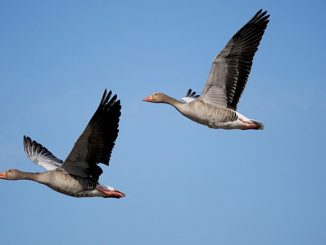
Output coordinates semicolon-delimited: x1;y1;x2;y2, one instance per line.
143;92;168;103
0;169;24;180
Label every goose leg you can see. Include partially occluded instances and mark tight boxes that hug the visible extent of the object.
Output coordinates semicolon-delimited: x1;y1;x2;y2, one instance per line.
96;185;125;198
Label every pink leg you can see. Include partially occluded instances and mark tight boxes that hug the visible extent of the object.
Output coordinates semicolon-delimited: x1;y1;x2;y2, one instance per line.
96;186;126;198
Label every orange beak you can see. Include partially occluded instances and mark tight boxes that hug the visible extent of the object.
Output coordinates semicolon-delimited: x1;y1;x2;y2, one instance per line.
143;95;153;102
0;172;7;179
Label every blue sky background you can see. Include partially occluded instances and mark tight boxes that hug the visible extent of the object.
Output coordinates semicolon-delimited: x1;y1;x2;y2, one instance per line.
0;1;325;244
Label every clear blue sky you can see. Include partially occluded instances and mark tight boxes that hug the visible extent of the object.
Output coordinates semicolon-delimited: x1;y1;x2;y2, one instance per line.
0;1;325;244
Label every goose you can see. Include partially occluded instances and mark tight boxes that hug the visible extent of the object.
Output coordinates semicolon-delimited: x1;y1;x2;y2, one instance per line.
143;10;269;130
0;89;125;198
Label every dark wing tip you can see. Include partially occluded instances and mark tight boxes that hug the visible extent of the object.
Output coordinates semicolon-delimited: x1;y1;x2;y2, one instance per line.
23;135;30;153
92;89;121;166
253;9;270;22
185;89;200;98
23;135;30;143
246;10;270;28
100;89;112;106
217;9;270;110
23;135;34;152
100;89;121;110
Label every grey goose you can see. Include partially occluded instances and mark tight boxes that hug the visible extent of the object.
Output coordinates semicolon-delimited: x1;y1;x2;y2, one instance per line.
143;10;269;130
0;90;125;198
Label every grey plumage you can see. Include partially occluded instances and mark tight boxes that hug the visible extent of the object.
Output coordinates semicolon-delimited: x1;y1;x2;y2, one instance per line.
144;10;268;130
24;136;63;171
200;9;269;110
0;89;125;198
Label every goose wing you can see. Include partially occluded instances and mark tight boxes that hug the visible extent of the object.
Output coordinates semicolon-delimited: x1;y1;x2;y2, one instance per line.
199;9;269;110
23;136;63;171
62;89;121;182
181;89;200;103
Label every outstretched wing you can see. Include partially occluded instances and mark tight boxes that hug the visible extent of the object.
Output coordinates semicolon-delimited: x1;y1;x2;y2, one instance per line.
181;89;200;103
200;9;269;110
23;136;63;171
62;89;121;182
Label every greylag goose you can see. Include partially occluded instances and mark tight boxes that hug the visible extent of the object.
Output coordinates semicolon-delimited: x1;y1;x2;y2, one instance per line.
143;10;269;130
0;90;125;198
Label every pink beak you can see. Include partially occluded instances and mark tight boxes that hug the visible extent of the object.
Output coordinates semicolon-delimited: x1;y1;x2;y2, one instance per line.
0;172;7;179
143;96;153;102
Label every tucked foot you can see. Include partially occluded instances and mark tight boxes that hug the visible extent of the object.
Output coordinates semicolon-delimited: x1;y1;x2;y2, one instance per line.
250;120;264;130
242;121;264;130
96;185;125;199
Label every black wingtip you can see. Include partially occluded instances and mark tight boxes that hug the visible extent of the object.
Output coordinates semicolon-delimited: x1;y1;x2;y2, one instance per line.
23;135;28;152
256;9;266;15
23;135;31;147
102;89;120;104
185;89;200;98
257;9;263;14
254;9;270;21
100;89;112;106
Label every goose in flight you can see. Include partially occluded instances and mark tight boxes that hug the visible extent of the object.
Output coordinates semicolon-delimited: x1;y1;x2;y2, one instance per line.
0;90;125;198
143;10;269;130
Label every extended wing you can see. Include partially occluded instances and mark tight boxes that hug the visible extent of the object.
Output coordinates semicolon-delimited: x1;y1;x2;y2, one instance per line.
62;90;121;182
23;136;63;171
200;9;269;110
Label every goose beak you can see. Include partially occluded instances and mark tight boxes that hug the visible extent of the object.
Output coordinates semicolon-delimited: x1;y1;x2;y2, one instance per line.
143;95;153;102
0;172;7;179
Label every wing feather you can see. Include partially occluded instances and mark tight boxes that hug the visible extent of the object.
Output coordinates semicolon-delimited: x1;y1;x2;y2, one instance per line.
181;89;200;103
23;136;63;171
200;9;269;110
62;89;121;182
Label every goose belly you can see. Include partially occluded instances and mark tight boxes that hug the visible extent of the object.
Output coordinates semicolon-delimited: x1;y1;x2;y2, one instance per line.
180;102;239;129
40;171;97;197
